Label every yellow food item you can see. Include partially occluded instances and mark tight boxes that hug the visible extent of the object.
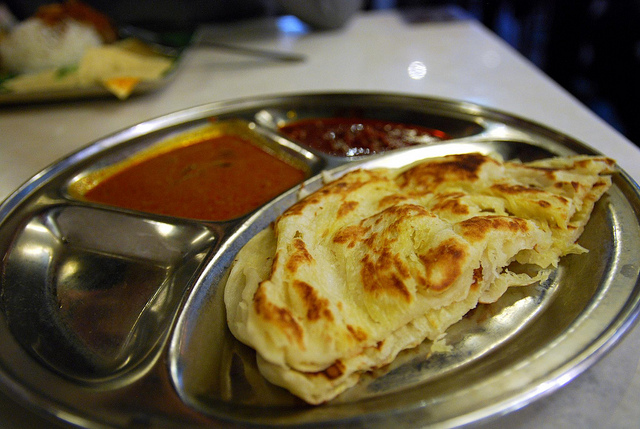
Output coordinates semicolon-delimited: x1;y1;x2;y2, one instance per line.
224;152;615;404
2;38;173;99
78;40;173;87
101;76;141;100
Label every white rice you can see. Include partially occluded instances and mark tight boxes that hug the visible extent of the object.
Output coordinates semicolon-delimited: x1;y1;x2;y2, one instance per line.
0;17;102;74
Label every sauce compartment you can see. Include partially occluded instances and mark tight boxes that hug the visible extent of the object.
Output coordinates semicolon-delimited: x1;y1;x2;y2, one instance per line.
253;94;486;162
68;119;319;222
1;205;216;381
278;117;450;157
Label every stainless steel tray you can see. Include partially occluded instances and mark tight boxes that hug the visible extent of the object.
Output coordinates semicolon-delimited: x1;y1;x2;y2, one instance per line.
1;92;639;428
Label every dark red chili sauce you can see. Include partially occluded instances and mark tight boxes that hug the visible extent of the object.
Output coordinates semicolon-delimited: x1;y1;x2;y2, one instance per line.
83;135;306;221
279;117;450;157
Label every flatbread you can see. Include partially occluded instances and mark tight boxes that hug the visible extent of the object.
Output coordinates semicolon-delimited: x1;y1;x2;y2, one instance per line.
224;152;615;404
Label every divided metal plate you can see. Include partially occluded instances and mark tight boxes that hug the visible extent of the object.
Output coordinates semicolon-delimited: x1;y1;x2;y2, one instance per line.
1;93;639;428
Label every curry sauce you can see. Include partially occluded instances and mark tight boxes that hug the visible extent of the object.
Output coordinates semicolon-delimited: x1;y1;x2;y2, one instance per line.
75;122;307;221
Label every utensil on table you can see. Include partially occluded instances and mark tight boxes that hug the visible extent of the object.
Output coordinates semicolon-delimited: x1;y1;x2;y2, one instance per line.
119;25;305;62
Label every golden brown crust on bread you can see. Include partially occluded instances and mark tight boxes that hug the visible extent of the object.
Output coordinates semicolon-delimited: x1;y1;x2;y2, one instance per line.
224;152;615;404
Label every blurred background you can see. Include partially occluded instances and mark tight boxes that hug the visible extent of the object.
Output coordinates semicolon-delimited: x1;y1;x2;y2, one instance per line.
4;0;638;145
387;0;639;147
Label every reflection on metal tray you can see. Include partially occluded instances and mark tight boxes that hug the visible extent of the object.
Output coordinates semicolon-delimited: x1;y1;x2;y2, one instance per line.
0;93;639;428
3;206;216;381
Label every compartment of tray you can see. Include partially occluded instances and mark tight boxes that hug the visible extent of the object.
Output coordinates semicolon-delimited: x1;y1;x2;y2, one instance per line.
253;94;486;148
67;119;323;222
1;205;216;381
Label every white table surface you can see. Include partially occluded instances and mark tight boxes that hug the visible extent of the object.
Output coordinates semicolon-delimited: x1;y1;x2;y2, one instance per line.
1;9;639;429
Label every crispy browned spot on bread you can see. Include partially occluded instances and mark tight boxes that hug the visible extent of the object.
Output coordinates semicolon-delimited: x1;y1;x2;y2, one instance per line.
470;265;483;291
380;203;433;221
527;157;614;174
552;195;570;205
491;183;545;195
494;182;571;207
293;280;334;322
545;170;559;181
417;238;467;292
357;204;437;300
321;170;384;196
285;236;314;273
333;224;370;248
398;153;495;194
281;170;386;218
346;324;368;342
494;183;570;207
574;159;593;169
337;200;359;218
253;283;304;347
279;200;307;217
554;181;582;191
378;194;409;208
269;251;280;277
431;192;470;215
361;251;412;302
317;360;346;380
457;216;530;241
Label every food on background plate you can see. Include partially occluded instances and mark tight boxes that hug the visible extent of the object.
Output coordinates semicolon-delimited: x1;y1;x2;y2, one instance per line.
0;16;103;74
224;152;615;404
279;117;451;156
70;120;308;221
0;0;116;74
0;0;175;99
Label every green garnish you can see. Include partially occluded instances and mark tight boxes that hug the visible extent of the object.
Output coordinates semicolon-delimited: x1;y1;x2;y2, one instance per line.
56;64;79;79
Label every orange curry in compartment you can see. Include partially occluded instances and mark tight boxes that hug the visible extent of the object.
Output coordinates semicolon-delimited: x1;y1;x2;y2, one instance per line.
74;121;308;221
